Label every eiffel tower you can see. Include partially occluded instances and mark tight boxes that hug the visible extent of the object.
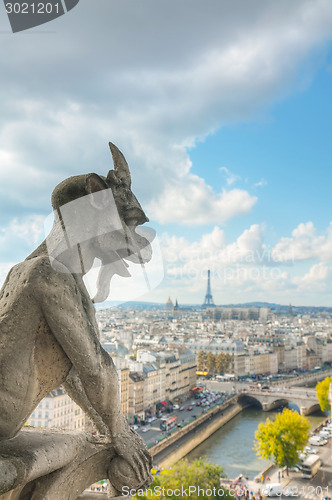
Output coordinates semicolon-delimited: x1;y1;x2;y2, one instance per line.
202;270;215;308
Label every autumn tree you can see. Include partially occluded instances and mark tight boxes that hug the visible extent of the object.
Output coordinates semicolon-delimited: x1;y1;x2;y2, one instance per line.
216;353;232;374
254;408;310;473
134;458;232;500
206;352;216;374
197;350;206;371
316;376;332;412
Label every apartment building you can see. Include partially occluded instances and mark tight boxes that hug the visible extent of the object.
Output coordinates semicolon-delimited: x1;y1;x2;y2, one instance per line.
27;389;75;429
129;371;145;419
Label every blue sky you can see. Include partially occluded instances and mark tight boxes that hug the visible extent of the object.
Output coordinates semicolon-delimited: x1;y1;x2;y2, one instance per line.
0;1;331;306
160;52;332;240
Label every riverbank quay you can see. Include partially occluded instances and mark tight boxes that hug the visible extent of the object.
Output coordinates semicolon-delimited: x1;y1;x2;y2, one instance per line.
219;465;293;500
225;416;332;499
151;398;242;468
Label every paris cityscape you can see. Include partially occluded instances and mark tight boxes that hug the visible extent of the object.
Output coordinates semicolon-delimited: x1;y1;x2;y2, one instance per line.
24;272;332;498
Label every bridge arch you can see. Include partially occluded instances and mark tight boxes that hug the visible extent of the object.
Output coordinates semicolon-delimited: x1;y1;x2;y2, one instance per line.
301;403;321;416
237;394;262;409
261;398;289;412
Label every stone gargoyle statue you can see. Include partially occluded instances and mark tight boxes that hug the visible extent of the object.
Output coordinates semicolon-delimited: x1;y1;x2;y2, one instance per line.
0;143;154;499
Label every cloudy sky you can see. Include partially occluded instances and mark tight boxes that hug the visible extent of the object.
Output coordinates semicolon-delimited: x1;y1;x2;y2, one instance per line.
0;0;332;306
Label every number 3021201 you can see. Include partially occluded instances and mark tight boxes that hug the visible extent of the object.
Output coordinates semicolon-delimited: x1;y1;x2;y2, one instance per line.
5;3;61;14
286;486;329;497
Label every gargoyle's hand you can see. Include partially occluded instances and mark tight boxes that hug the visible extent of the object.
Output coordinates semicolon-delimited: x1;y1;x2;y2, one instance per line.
112;425;153;489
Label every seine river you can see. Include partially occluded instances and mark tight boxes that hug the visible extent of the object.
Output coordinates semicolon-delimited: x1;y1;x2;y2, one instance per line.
186;406;326;480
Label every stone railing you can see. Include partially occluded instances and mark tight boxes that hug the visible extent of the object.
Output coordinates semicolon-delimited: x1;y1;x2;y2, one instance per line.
0;427;120;500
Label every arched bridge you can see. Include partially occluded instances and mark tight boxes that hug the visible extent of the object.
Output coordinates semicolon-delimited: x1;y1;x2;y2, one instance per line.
237;387;320;415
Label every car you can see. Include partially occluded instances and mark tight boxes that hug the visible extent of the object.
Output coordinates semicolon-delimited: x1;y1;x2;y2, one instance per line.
309;436;327;446
179;406;185;411
173;404;179;410
130;425;139;430
319;430;331;439
304;446;318;454
142;426;151;433
262;483;282;497
288;465;302;472
187;406;193;411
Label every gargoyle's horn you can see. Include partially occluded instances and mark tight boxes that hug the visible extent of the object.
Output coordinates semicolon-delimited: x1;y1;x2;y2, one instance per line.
108;142;131;188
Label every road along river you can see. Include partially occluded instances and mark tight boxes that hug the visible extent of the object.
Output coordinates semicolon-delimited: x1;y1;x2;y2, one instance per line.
186;406;325;480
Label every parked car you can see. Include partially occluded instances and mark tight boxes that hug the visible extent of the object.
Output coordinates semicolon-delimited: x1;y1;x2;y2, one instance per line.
288;465;302;472
262;483;282;497
309;436;327;446
304;446;318;454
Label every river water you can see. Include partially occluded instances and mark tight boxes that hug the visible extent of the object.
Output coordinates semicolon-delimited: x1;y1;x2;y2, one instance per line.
186;406;326;480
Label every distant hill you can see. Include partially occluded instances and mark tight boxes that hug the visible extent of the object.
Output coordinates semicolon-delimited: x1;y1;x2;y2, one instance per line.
96;300;332;314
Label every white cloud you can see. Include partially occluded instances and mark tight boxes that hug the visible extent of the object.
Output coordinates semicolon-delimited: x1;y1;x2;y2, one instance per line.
272;222;332;262
0;262;17;288
220;167;241;186
0;0;331;225
161;224;268;282
159;223;297;304
254;179;267;188
148;174;257;225
159;222;332;304
0;215;45;263
293;262;332;291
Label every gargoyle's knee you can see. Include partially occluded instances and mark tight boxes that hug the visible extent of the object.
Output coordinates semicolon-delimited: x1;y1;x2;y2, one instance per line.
0;459;19;495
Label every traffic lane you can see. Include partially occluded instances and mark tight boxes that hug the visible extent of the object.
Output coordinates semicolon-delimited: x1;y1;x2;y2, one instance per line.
137;402;205;442
137;397;229;443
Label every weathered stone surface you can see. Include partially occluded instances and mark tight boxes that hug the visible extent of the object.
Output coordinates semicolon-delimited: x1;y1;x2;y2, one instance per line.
0;428;118;499
0;143;153;499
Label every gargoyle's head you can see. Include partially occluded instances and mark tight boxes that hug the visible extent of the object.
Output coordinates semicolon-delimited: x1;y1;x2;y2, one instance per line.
47;143;153;302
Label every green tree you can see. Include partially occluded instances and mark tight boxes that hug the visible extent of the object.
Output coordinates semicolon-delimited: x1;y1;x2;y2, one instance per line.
216;353;232;374
316;376;332;412
206;352;216;374
134;458;231;500
254;408;310;473
197;350;206;371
